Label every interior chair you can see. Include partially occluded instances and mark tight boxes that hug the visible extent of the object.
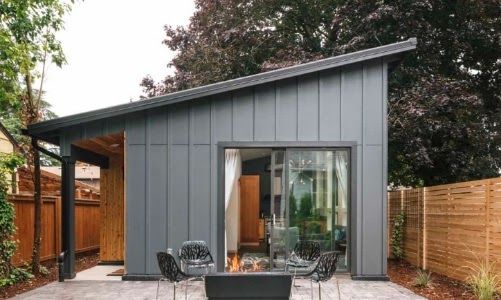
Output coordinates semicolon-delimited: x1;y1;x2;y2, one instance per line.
295;251;339;300
178;240;215;276
156;251;196;300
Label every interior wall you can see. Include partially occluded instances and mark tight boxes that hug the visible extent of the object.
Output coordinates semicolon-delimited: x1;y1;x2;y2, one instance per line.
242;156;271;217
99;153;125;262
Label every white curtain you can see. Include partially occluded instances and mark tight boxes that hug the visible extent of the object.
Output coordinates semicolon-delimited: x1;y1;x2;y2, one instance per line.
224;149;241;262
225;149;241;210
335;151;348;225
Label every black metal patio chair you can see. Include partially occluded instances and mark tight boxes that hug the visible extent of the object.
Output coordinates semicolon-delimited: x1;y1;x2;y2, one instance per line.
286;240;321;285
156;252;196;300
295;251;339;300
178;240;215;276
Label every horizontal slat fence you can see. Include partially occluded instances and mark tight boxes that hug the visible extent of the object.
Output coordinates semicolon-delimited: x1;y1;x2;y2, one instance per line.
9;194;100;266
388;178;501;283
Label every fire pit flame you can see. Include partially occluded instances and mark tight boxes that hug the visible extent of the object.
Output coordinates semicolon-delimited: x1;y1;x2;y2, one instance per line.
226;255;262;272
227;255;244;272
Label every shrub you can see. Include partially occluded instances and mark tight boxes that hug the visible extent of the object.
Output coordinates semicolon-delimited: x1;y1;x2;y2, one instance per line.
391;211;405;260
0;267;33;287
414;269;432;287
466;259;500;300
0;153;30;287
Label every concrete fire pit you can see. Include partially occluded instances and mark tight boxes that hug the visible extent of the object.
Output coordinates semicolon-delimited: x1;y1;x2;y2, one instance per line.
204;272;292;299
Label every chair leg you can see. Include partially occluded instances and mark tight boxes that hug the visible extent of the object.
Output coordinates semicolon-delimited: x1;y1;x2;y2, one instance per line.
318;282;321;300
185;280;188;300
310;279;313;300
173;282;176;300
156;279;161;300
203;277;207;299
292;275;296;287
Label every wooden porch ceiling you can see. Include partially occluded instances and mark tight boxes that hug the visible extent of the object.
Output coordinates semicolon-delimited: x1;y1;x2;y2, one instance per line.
73;132;124;157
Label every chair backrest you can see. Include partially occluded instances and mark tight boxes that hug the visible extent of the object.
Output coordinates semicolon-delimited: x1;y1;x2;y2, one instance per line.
313;251;339;282
156;252;183;282
179;240;212;261
294;240;321;261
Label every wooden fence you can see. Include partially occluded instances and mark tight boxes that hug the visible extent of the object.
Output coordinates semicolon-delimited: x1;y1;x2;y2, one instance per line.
388;178;501;282
9;194;100;266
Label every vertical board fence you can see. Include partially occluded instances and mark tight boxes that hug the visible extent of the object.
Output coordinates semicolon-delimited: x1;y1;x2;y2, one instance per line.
9;194;100;266
388;178;501;282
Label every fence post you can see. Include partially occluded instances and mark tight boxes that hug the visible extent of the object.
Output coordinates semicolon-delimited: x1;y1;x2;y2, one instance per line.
416;188;423;268
485;179;490;265
422;187;427;270
446;186;451;277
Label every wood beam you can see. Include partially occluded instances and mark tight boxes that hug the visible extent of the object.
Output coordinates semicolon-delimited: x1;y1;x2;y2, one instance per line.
71;145;109;169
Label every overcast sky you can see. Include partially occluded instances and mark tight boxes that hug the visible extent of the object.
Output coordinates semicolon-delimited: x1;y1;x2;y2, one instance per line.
43;0;195;117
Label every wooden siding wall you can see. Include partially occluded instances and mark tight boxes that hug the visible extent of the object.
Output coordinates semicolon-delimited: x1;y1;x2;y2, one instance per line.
388;178;501;282
59;58;389;276
99;154;125;262
9;194;100;265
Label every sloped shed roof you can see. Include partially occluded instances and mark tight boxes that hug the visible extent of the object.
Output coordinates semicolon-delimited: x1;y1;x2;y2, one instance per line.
28;38;417;139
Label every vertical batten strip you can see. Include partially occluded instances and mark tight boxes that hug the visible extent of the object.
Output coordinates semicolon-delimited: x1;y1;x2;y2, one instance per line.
381;59;388;273
167;109;171;258
144;113;150;273
188;104;192;240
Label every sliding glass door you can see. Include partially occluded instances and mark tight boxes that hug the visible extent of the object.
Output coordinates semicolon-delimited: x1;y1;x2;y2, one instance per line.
269;150;286;271
268;148;349;271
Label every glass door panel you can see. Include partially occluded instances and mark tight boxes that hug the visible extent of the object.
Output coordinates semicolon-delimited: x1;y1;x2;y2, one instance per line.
287;149;349;271
269;150;286;271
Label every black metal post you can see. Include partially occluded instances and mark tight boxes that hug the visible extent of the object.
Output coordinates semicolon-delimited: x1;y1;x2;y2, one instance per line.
58;251;65;282
61;156;76;279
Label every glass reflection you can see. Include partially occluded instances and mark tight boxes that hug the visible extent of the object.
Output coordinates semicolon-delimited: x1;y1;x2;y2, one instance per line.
288;150;348;270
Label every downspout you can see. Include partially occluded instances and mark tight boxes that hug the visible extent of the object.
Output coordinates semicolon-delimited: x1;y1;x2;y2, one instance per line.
23;131;67;282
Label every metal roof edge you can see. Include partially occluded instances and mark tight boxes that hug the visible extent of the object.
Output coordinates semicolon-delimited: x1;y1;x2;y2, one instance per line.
28;38;417;135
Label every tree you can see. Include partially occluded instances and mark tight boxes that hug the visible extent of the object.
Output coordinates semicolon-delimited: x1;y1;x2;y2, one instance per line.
0;0;72;274
143;0;500;186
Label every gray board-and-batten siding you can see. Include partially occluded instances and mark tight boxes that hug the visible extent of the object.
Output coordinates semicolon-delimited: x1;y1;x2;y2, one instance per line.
27;39;417;280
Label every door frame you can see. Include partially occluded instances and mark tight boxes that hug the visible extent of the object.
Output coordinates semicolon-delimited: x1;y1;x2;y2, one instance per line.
217;141;358;272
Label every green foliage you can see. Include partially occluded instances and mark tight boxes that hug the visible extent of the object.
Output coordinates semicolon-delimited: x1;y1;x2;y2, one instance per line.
299;193;313;219
289;191;298;227
414;269;432;287
0;153;30;287
144;0;501;187
0;0;71;112
391;211;405;260
466;259;500;300
0;267;33;287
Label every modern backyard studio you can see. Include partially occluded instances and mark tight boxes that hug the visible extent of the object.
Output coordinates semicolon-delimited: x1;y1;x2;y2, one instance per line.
25;38;417;288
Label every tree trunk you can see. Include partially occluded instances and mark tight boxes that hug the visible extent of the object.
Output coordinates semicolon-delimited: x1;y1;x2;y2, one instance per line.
31;140;42;275
25;72;42;275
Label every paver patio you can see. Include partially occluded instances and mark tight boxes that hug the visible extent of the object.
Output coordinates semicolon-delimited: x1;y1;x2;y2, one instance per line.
13;274;423;299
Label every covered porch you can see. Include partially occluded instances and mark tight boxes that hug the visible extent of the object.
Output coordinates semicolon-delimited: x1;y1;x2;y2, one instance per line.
57;132;125;279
